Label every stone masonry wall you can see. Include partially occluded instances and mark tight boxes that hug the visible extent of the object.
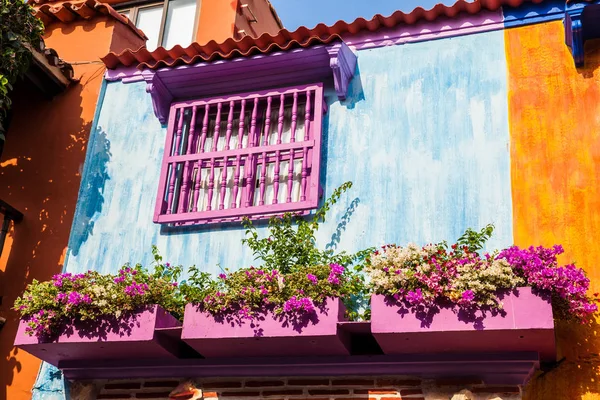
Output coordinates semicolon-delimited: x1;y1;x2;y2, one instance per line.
71;377;523;400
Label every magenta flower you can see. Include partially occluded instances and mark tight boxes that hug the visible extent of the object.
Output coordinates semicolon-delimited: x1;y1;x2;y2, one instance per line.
330;263;344;275
306;274;318;284
406;289;423;305
124;282;149;296
461;290;475;304
283;296;315;313
327;273;340;285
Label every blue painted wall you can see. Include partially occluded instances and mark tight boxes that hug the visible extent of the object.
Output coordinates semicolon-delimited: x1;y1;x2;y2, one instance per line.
64;29;513;276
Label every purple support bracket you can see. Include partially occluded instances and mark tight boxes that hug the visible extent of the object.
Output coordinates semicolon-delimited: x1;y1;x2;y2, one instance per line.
137;42;356;125
144;71;173;125
326;42;357;101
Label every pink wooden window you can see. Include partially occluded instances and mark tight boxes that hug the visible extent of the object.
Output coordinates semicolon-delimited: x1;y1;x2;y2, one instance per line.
154;83;325;225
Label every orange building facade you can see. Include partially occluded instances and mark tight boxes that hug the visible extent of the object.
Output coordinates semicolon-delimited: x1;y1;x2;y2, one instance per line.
0;1;281;399
4;0;600;399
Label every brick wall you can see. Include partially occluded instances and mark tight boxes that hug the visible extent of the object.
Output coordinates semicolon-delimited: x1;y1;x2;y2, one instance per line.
90;377;522;400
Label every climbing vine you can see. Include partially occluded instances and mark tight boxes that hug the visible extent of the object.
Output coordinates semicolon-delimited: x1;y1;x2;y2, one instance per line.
0;0;44;149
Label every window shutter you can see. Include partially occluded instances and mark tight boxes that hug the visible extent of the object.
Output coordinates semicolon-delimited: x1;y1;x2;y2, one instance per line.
154;83;324;225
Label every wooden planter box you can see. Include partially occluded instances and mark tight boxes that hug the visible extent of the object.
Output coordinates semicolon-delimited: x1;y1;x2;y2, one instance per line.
371;287;556;361
14;305;181;366
181;297;351;357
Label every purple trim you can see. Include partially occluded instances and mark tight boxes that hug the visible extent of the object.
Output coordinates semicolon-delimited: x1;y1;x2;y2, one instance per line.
144;73;174;125
154;83;325;225
14;306;182;366
344;10;504;50
105;65;142;82
58;352;540;385
327;43;357;101
118;44;354;124
181;298;350;358
16;294;551;384
371;287;556;362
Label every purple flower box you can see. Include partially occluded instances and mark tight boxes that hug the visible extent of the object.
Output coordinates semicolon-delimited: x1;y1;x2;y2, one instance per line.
371;287;556;361
181;297;351;358
14;305;181;366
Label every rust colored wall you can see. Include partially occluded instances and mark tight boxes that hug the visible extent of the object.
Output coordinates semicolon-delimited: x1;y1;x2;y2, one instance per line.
505;21;600;399
0;17;142;400
235;0;282;39
196;0;239;44
196;0;282;44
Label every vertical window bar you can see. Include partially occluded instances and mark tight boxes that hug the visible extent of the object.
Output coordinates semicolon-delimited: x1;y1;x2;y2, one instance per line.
273;94;285;204
179;105;197;213
166;107;185;214
287;93;298;202
199;104;210;152
219;156;228;210
245;98;259;207
259;96;272;206
301;90;311;201
232;99;246;209
207;157;215;211
290;92;298;143
238;99;246;150
225;100;234;150
276;93;285;145
212;102;222;152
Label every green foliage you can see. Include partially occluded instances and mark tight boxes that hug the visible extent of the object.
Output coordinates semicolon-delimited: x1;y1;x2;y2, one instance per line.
456;223;495;253
195;264;356;319
0;0;44;133
240;182;372;319
242;182;371;273
14;246;184;337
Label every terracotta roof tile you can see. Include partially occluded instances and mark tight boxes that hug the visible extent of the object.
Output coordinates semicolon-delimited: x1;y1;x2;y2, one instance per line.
101;29;342;69
38;40;75;81
102;0;543;70
34;0;147;40
24;38;75;87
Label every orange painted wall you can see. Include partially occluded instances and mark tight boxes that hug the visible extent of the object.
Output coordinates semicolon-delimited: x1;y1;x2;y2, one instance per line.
196;0;282;44
196;0;239;44
505;21;600;399
0;18;143;400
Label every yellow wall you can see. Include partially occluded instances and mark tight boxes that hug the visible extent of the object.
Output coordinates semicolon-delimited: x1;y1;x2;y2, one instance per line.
505;21;600;399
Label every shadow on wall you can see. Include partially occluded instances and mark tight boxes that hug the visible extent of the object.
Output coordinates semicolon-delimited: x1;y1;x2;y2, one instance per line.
524;318;600;399
339;64;365;111
578;39;600;79
0;79;91;400
69;126;111;257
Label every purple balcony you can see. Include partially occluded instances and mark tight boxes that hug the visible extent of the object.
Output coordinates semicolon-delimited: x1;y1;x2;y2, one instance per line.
14;305;182;366
181;297;351;357
13;291;553;384
371;287;556;361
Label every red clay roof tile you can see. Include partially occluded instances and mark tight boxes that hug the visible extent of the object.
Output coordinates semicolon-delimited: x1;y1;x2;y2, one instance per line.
102;0;543;70
34;0;147;40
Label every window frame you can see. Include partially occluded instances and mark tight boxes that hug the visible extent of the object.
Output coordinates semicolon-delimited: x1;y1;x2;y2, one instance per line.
153;82;326;226
116;0;201;49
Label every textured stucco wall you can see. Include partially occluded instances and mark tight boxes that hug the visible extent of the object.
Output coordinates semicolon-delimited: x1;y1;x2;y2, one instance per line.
0;18;129;400
505;21;600;400
64;29;513;278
